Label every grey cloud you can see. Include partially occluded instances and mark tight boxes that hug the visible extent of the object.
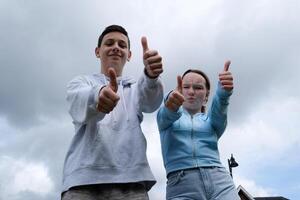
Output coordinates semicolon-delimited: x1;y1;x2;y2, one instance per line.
0;117;72;198
0;0;99;128
1;0;300;199
9;191;56;200
210;1;300;122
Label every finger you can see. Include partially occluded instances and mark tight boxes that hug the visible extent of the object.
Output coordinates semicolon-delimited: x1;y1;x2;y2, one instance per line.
99;103;113;113
168;91;184;103
99;94;117;107
220;80;233;86
172;92;185;104
219;74;233;81
144;53;161;64
222;85;234;91
165;100;179;112
99;106;113;114
219;71;232;76
148;63;163;70
141;36;149;54
220;79;234;90
168;103;179;111
102;88;120;102
148;69;163;77
146;64;163;77
108;68;118;92
224;60;231;72
176;76;182;94
97;102;112;113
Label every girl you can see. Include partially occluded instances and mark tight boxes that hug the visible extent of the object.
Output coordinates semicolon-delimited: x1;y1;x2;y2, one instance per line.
157;61;240;200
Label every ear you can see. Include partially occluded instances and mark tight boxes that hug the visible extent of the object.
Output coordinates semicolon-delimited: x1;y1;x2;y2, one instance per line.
204;91;210;103
95;47;100;58
127;50;132;62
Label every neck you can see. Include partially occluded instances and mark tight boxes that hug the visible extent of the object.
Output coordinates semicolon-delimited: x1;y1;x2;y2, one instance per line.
184;107;202;116
101;67;122;77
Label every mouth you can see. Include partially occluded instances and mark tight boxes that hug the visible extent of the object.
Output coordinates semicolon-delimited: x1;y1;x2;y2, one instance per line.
185;99;194;104
108;55;122;62
108;53;122;58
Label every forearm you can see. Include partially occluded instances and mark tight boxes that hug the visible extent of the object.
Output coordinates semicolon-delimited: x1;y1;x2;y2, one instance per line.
138;73;164;113
67;77;106;124
209;83;232;136
157;104;182;131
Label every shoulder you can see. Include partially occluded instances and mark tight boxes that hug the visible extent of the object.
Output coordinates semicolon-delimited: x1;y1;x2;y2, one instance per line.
68;73;107;86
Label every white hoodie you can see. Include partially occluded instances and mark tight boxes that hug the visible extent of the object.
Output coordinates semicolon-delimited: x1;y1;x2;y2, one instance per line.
62;72;163;193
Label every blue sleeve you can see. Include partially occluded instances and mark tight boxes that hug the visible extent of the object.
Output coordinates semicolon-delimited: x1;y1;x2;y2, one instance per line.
208;82;233;138
156;92;183;131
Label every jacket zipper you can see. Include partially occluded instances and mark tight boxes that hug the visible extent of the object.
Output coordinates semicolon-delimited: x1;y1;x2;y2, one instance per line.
191;115;196;163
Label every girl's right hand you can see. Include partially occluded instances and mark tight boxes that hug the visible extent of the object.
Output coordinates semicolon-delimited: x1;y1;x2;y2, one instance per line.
165;76;185;112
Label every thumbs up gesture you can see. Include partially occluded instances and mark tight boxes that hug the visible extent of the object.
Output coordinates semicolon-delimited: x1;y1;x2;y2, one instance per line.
141;36;163;78
219;60;234;91
165;76;185;112
97;68;120;113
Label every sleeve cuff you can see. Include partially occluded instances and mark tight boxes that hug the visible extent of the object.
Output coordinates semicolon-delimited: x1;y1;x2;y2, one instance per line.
143;70;161;88
92;84;106;110
216;82;233;98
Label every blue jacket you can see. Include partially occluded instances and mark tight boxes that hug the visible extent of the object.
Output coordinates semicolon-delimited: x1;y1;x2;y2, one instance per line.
157;83;232;176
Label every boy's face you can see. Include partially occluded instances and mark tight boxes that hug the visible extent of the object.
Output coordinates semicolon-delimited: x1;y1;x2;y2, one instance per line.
182;72;208;113
95;31;131;77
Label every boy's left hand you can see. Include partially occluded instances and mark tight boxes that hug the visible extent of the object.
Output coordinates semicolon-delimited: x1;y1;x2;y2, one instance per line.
142;36;163;78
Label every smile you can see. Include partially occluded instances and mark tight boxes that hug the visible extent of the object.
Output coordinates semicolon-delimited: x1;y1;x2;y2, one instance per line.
109;54;122;57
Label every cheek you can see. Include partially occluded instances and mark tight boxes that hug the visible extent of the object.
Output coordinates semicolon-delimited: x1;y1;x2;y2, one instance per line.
123;51;130;59
196;91;207;99
100;49;109;57
182;90;189;97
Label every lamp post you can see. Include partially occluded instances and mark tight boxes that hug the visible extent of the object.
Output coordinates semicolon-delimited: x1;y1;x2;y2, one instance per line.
228;154;239;178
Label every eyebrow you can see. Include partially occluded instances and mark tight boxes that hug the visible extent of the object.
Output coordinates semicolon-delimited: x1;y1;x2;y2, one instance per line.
182;82;205;85
105;38;124;42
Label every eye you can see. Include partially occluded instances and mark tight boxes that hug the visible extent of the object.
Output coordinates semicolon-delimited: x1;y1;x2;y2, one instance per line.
193;85;204;90
183;84;190;88
104;39;114;46
118;41;127;49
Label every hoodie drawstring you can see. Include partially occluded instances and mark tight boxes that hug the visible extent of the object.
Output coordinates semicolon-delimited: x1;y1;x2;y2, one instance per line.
104;76;129;123
120;80;129;122
103;77;116;124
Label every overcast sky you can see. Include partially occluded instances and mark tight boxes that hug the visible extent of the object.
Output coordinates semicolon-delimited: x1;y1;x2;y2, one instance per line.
1;0;300;199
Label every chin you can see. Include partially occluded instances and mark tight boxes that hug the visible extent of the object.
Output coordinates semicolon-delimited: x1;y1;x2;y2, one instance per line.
113;60;126;66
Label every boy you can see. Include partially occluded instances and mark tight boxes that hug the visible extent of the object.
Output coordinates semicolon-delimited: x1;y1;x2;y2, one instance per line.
62;25;163;200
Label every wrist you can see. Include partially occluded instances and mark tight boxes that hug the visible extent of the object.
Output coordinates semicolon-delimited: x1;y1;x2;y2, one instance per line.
144;68;158;79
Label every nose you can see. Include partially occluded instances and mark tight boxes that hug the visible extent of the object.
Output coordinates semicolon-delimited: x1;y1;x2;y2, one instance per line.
112;43;120;52
187;87;194;95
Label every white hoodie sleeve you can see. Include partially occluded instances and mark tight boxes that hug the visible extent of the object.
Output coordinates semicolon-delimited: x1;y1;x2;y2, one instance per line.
137;73;164;113
66;75;106;124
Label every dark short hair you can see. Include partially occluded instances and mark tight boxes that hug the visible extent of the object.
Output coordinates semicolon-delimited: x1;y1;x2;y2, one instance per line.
97;25;130;49
182;69;211;113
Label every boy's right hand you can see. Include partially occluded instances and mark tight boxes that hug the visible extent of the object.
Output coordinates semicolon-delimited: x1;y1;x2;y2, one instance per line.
97;68;120;113
165;76;185;112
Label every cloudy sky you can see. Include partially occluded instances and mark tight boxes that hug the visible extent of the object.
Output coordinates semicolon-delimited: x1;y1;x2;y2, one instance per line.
1;0;299;199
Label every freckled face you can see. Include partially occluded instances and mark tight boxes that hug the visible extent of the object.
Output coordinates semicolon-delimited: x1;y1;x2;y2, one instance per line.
182;72;208;113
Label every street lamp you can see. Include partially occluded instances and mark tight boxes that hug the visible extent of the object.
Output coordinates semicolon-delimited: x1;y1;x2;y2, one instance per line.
228;154;239;178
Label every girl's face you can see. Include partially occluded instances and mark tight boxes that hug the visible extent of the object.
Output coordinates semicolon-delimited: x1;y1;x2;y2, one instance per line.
182;72;208;113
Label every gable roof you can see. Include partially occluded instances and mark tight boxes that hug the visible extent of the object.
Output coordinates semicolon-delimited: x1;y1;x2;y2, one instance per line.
237;185;254;200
